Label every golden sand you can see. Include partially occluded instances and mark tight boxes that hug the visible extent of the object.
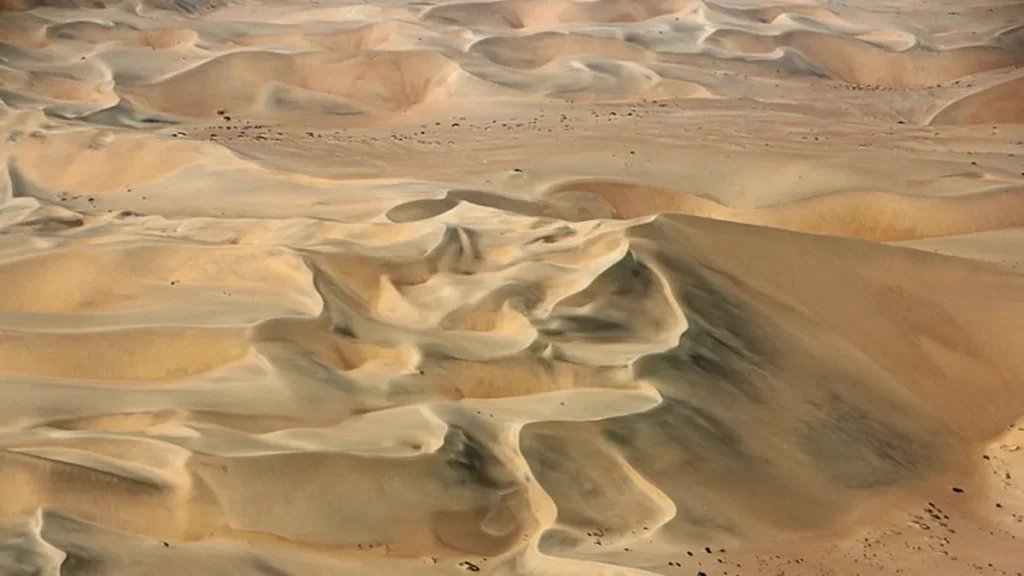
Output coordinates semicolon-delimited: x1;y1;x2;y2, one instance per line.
0;0;1023;574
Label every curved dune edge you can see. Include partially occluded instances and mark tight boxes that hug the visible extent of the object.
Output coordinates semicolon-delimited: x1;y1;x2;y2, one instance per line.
704;29;1018;88
44;21;201;49
542;180;1024;241
387;180;1024;242
423;0;691;29
2;1;1016;126
0;212;1021;571
122;50;460;117
929;75;1024;125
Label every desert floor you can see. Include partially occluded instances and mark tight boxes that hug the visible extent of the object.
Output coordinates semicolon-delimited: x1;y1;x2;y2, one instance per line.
1;0;1023;574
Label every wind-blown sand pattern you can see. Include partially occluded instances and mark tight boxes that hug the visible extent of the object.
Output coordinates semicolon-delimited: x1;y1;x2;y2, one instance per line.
1;0;1024;574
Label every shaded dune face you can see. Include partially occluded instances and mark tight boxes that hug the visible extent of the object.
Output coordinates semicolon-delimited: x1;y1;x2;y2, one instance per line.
524;214;1024;553
8;207;1019;566
1;0;1024;575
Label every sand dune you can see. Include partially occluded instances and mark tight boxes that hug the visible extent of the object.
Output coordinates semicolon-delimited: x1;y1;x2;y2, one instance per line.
424;0;690;30
45;21;200;49
929;73;1024;125
1;0;1023;574
704;29;1019;87
6;0;1016;124
120;49;458;116
544;179;1024;241
469;32;656;70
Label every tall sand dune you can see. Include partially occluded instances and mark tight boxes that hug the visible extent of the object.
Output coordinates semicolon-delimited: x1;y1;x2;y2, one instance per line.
929;74;1024;125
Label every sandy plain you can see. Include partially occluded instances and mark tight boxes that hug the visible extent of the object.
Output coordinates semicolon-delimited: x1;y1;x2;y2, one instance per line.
0;0;1023;574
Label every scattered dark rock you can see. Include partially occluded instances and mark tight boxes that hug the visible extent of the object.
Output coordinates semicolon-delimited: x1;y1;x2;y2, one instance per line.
952;486;964;493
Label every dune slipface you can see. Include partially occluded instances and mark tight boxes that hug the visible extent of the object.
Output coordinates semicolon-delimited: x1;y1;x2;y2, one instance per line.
1;0;1023;574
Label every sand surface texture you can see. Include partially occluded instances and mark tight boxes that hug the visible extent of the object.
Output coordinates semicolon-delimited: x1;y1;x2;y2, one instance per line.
1;0;1024;574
